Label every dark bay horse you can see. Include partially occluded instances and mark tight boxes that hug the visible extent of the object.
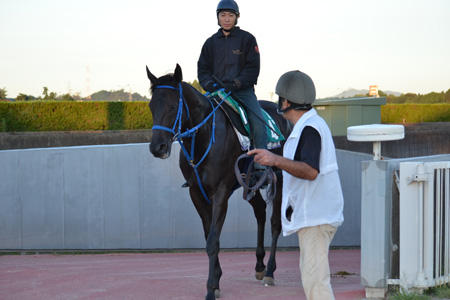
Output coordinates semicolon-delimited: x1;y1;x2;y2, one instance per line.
146;64;292;300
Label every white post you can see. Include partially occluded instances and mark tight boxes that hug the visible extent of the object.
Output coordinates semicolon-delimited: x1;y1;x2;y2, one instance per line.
373;141;381;160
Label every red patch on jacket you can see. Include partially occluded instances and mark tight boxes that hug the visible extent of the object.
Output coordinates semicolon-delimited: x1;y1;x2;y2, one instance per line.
255;46;260;53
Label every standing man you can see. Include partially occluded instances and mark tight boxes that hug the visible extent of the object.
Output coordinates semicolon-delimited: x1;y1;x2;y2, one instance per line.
197;0;268;170
248;70;344;299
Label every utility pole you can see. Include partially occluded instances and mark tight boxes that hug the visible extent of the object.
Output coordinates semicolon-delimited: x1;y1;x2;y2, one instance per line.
86;66;91;100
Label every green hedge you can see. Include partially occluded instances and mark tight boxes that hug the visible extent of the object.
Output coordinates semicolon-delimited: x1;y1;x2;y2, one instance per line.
1;102;449;132
0;101;152;132
381;104;450;123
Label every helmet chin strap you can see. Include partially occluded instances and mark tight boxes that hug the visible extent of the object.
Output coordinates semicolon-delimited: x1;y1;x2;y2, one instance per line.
277;97;292;114
277;99;312;114
277;106;294;115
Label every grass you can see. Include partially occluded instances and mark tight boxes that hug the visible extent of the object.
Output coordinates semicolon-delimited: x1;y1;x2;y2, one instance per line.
425;284;450;299
388;284;450;300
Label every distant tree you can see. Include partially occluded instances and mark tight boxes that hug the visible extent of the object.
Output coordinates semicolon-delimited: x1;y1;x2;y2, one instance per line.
0;87;7;100
60;94;75;101
422;92;444;103
132;92;149;101
16;93;36;101
385;90;450;104
49;92;57;100
91;90;111;101
41;87;58;101
189;79;205;94
42;87;49;99
395;93;417;104
378;90;387;97
90;89;149;101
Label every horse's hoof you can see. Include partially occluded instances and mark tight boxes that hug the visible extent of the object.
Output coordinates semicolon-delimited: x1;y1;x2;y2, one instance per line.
261;276;275;286
255;268;267;280
205;289;220;300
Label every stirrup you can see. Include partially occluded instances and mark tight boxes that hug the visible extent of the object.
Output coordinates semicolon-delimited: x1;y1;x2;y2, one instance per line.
249;169;268;189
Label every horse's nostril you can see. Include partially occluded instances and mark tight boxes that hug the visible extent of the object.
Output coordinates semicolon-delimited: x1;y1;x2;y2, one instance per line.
149;143;167;157
158;144;167;153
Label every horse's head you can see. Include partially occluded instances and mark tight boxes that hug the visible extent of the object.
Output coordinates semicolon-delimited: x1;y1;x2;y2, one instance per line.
146;64;184;159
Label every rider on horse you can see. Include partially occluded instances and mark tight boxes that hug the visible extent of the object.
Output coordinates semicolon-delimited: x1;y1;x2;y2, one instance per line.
197;0;268;178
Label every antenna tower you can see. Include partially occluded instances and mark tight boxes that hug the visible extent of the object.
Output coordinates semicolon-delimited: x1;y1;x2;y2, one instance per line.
86;66;91;100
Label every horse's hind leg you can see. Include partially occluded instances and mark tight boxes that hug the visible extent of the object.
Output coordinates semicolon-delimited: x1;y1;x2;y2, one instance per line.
261;179;283;286
249;191;267;281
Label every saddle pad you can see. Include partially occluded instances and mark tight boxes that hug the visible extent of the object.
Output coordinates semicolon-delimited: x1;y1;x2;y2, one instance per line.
209;91;285;150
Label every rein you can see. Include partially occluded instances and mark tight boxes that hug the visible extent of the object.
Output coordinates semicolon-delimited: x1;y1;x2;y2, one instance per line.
234;153;278;202
152;83;227;205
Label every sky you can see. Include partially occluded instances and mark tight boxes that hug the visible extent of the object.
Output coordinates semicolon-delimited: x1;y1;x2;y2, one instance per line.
1;0;449;100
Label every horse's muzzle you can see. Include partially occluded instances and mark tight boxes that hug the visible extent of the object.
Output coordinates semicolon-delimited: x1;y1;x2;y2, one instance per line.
149;142;171;159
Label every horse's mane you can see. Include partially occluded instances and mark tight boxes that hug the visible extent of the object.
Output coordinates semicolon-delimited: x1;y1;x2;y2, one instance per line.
185;82;208;99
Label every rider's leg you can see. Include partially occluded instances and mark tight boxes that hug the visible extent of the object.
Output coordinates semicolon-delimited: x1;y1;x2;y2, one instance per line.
234;87;268;152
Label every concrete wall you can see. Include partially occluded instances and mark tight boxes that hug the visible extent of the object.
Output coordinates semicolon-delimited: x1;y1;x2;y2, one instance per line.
2;123;449;159
0;143;366;250
0;130;152;150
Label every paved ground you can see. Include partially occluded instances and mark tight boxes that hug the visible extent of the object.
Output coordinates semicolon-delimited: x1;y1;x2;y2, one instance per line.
0;249;365;300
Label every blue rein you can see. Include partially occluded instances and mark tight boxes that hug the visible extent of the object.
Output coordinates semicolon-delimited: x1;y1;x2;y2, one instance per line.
152;83;227;205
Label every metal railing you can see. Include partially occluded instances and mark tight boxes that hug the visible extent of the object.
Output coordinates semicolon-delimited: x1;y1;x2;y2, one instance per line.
396;162;450;290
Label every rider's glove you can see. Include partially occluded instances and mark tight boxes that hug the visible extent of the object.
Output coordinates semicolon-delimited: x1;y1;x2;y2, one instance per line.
224;82;238;93
205;82;217;93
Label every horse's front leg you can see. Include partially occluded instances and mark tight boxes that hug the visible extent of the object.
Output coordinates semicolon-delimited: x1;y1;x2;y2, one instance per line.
205;194;229;300
249;191;267;281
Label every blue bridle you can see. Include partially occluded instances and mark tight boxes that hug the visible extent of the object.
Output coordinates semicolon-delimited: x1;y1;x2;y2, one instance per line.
152;83;227;204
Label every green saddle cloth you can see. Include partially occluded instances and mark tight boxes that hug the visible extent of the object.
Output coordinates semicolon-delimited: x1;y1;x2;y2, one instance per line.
210;91;285;150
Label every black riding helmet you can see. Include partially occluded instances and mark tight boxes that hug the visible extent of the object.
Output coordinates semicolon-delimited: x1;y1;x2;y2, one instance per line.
217;0;239;15
216;0;239;29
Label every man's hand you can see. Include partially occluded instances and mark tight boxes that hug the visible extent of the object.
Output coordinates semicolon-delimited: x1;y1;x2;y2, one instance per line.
249;149;319;180
247;149;279;167
224;82;238;93
205;82;217;93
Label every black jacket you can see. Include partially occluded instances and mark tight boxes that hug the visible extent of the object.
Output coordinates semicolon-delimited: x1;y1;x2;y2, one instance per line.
197;27;260;90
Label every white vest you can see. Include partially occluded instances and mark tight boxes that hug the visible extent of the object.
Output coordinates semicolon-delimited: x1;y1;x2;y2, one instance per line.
281;109;344;236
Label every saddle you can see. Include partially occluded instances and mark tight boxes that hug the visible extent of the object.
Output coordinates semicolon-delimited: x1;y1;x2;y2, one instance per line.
208;91;285;151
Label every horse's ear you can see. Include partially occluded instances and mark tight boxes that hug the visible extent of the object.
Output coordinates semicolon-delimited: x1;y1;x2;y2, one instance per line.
174;64;183;82
146;65;157;83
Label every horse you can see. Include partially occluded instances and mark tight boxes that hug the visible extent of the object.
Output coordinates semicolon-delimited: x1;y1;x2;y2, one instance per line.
146;64;292;300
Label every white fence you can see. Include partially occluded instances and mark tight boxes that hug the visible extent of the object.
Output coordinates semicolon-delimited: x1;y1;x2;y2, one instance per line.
0;143;365;250
360;154;450;299
398;161;450;290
